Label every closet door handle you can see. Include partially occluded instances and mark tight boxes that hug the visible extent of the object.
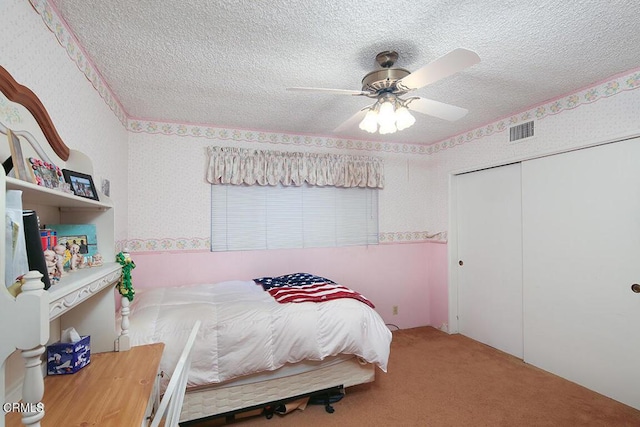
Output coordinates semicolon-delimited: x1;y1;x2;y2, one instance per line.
631;284;640;293
458;260;464;266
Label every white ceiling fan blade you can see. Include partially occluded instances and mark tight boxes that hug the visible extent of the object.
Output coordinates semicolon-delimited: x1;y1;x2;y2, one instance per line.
397;48;480;91
287;87;369;96
406;97;469;121
333;108;369;133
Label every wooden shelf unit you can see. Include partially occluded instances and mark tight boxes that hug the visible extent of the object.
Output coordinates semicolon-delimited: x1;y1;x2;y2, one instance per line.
1;64;130;427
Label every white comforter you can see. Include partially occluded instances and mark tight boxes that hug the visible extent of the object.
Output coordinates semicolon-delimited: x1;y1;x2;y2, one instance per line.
125;280;392;389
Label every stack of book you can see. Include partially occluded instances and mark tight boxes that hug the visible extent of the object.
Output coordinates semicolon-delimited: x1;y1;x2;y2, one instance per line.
40;229;58;250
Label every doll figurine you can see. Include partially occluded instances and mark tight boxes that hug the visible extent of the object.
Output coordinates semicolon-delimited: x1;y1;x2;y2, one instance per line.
43;249;58;282
69;243;85;270
92;253;104;266
53;244;68;276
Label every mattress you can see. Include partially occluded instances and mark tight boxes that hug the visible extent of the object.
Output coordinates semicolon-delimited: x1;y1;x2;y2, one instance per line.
180;355;375;422
126;280;392;391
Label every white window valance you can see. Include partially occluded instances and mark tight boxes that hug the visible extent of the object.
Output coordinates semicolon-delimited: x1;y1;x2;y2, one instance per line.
206;146;384;188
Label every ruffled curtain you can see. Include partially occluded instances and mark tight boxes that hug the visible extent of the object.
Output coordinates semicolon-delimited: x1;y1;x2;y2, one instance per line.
206;146;384;188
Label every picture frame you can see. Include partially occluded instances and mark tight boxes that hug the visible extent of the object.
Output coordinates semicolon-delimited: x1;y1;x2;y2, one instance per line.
7;129;30;182
62;169;99;201
46;223;98;258
28;157;65;189
101;178;110;197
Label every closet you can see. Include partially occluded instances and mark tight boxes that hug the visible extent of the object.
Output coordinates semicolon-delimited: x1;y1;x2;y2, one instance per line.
455;162;523;358
452;138;640;410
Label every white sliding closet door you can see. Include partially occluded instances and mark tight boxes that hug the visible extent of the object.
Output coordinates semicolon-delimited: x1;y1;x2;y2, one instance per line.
455;163;523;358
522;139;640;409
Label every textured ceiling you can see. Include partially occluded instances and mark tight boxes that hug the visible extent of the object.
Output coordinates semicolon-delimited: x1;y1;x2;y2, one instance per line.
50;0;640;145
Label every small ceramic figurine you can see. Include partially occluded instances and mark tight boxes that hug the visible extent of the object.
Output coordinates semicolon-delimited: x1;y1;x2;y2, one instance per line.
69;243;85;270
53;244;68;276
92;253;104;266
43;249;58;282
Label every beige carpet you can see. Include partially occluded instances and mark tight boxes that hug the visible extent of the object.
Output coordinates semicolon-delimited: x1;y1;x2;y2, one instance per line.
191;326;640;426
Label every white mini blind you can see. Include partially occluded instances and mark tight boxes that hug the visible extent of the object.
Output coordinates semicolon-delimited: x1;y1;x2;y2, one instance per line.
211;184;378;251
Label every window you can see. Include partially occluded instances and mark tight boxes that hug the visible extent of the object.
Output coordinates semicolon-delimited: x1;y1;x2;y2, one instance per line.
211;184;379;251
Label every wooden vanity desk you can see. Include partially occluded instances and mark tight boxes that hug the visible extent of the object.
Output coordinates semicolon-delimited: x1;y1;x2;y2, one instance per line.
6;343;164;427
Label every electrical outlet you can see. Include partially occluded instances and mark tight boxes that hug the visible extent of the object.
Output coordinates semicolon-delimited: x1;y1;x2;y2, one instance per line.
392;305;398;315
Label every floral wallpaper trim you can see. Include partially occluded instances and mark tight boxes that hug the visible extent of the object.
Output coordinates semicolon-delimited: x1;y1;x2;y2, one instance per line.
430;70;640;153
120;232;447;253
122;237;211;253
379;231;447;244
127;68;640;156
0;96;23;125
128;121;432;154
30;0;128;126
115;240;126;254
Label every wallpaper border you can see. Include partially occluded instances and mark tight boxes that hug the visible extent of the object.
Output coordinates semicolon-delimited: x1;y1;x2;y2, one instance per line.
127;69;640;155
30;0;128;126
119;231;447;253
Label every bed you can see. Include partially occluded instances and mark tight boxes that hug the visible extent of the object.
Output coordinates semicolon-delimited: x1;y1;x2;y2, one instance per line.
122;274;392;423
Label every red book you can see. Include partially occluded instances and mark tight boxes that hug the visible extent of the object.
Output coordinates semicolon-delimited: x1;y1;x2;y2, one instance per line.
39;229;57;250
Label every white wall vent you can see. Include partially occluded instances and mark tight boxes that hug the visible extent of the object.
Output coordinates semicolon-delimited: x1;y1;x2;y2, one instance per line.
509;121;535;143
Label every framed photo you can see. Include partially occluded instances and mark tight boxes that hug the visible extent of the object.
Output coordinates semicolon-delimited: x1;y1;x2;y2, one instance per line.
7;129;30;182
46;223;98;258
62;169;99;201
101;178;111;197
28;157;65;189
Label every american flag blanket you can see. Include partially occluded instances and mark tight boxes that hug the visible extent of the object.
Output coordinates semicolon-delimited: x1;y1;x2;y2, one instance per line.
254;273;375;308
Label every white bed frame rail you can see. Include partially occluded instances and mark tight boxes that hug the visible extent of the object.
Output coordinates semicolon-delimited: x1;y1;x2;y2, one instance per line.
0;271;49;427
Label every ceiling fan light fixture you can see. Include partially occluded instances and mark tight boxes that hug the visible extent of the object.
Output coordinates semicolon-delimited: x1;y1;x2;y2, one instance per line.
289;48;480;136
359;109;379;133
377;100;396;127
395;106;416;131
378;123;397;135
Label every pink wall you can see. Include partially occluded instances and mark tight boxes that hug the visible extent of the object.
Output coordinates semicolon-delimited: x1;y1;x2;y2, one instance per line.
130;242;447;329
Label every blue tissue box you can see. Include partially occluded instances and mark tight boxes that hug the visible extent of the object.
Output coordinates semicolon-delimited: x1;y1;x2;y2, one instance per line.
47;335;91;375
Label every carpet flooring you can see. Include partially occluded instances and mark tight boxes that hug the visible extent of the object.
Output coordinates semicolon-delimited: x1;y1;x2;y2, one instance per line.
191;326;640;426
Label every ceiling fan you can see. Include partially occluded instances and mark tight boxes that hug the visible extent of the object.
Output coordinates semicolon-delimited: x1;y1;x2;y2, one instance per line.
287;48;480;135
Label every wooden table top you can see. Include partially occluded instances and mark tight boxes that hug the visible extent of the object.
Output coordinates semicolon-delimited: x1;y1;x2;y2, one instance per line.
6;343;164;427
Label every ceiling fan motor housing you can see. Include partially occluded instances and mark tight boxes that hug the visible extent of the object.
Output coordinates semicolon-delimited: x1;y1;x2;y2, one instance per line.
361;67;411;94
